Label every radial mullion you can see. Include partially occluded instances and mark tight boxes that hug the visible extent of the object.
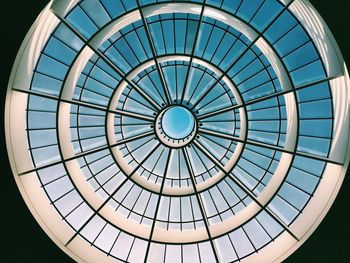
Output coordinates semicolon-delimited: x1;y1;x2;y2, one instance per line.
120;91;156;112
65;142;161;246
50;188;75;205
179;1;207;104
137;68;168;105
208;23;231;62
289;58;321;74
201;119;236;123
122;137;155;159
239;154;277;191
188;195;197;229
175;58;179;101
192;140;300;241
15;88;155;122
166;197;172;230
29;142;60;151
85;58;124;87
62;200;85;220
217;30;241;69
79;67;116;92
114;183;137;212
235;64;272;88
84;155;113;180
126;188;145;219
75;84;111;99
86;159;116;182
71;134;104;144
191;0;296;110
182;148;220;262
198;128;240;141
281;40;312;61
196;86;233;112
215;184;237;216
198;127;342;165
136;0;172;105
243;139;340;165
192;141;228;173
241;226;258;252
70;111;105;117
27;109;57;114
191;145;216;182
144;149;172;262
198;19;216;59
207;188;224;222
199;134;236;155
230;51;265;80
198;74;341;121
159;16;169;54
241;76;279;96
114;122;151;127
40;50;71;68
95;170;122;193
139;193;154;224
114;109;154;122
20;130;155;176
246;128;284;135
107;42;133;69
187;67;209;103
71;124;105;129
133;21;150;59
117;130;155;146
50;9;162;111
119;31;143;64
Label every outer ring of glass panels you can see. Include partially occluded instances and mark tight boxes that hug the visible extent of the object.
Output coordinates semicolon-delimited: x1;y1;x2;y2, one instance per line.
5;0;350;262
54;6;298;242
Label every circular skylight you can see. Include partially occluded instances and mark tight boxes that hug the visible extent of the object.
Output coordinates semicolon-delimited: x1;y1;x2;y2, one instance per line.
161;107;195;140
5;0;350;262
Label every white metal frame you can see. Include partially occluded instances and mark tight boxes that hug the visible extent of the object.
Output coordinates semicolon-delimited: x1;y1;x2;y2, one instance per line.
5;0;350;262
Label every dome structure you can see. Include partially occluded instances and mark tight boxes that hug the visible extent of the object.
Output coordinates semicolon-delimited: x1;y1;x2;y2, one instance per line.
5;0;350;262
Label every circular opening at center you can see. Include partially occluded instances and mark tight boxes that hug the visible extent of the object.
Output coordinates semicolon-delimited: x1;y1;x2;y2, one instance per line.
161;106;195;140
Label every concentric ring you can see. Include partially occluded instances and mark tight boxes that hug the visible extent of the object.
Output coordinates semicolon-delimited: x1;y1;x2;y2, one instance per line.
5;1;350;262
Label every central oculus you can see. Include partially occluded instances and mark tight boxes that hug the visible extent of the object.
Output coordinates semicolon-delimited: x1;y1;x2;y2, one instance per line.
155;106;197;148
162;106;195;139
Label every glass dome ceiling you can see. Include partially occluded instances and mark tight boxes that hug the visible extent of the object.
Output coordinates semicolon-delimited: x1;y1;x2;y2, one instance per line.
5;0;350;262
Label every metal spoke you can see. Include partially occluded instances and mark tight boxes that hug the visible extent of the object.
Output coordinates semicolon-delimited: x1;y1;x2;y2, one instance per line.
197;128;342;165
64;142;161;246
190;0;296;111
136;0;172;105
182;148;220;262
144;149;173;262
196;88;233;112
17;0;342;258
179;1;207;104
197;75;342;120
192;140;300;241
198;128;240;141
19;131;155;176
51;9;162;111
13;88;155;122
198;104;238;120
114;109;154;122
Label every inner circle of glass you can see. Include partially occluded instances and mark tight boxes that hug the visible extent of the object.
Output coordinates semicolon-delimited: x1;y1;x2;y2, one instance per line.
161;106;195;140
111;57;243;192
6;0;350;262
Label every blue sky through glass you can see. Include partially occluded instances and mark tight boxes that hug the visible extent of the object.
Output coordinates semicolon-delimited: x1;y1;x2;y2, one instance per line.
162;106;195;139
20;0;339;262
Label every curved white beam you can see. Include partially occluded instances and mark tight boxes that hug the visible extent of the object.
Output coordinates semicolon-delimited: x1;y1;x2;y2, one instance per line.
5;0;350;262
